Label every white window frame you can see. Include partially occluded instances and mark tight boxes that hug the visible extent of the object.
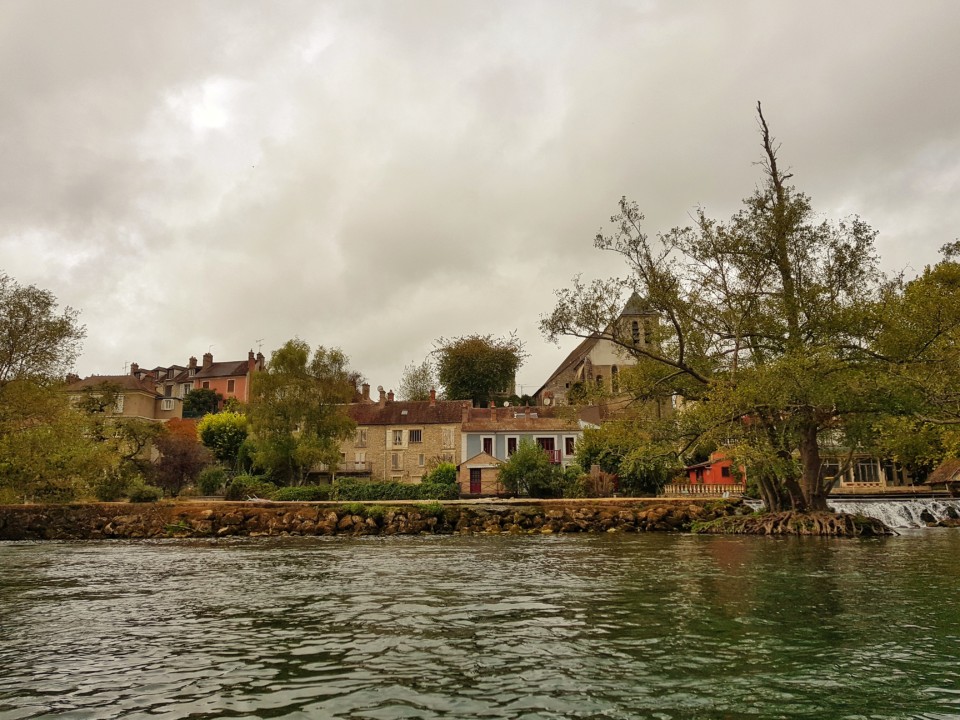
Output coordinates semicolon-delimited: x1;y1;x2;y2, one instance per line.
442;427;455;449
114;394;125;413
418;453;425;467
392;429;404;447
481;435;495;458
409;429;423;444
506;435;519;458
356;428;367;447
391;452;402;470
563;435;577;457
161;398;175;411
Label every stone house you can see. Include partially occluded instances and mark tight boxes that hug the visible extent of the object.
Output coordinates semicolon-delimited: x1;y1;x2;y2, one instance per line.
64;374;182;422
338;385;466;483
458;405;587;495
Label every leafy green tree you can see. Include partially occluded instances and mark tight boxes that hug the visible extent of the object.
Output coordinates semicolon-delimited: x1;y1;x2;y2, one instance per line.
398;359;438;401
248;339;356;485
0;274;102;502
498;440;559;497
575;421;680;496
542;105;936;512
183;388;223;418
197;411;248;467
434;333;526;406
423;461;457;485
0;273;85;388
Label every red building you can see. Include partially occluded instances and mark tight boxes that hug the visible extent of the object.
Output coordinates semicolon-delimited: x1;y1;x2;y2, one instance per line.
684;452;745;485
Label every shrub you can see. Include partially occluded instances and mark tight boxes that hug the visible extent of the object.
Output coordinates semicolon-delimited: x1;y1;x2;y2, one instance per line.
128;483;163;503
197;466;228;495
272;484;332;502
333;477;458;502
224;475;277;501
93;470;132;502
423;462;457;485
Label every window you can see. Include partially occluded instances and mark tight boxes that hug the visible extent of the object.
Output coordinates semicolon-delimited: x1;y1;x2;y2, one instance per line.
507;437;518;457
409;429;422;444
164;384;172;397
643;320;653;345
227;379;235;393
114;394;124;413
393;430;403;446
611;366;619;392
418;454;425;467
482;437;493;456
442;427;455;448
189;368;196;377
596;375;603;388
202;381;210;389
355;452;366;466
161;399;174;411
391;453;402;470
356;428;367;447
631;320;640;344
564;437;576;456
180;383;192;398
720;465;731;478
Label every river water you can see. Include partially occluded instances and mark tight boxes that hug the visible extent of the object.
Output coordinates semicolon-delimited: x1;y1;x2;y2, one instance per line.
1;533;958;720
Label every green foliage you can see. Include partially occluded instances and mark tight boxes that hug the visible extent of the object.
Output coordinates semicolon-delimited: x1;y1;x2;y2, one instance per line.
339;502;368;516
272;484;332;501
224;475;277;501
542;106;949;511
398;359;438;401
197;465;228;495
334;478;459;501
93;468;138;502
197;411;248;466
576;424;679;496
0;380;114;503
415;501;445;518
248;339;356;484
0;273;85;386
423;462;457;485
183;388;222;418
127;482;163;503
434;333;526;405
497;440;561;497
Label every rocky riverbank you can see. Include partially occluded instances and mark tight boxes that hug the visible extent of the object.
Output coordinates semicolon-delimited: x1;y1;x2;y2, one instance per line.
0;499;895;540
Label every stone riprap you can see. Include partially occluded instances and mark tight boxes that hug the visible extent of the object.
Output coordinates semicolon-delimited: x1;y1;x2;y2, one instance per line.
0;500;750;541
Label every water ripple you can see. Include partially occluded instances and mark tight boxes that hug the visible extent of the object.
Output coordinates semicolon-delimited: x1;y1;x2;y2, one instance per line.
1;533;959;719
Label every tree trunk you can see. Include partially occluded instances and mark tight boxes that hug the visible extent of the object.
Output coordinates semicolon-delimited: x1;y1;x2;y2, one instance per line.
798;422;829;511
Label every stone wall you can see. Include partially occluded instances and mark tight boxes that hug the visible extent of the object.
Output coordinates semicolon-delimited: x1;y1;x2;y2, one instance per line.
0;500;746;541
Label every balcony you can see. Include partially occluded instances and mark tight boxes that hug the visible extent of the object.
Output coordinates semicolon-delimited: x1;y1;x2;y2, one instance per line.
544;449;562;464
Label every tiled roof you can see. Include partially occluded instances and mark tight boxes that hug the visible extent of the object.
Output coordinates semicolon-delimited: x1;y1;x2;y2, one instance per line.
193;361;250;379
461;406;581;432
346;400;466;426
926;458;960;485
64;375;161;396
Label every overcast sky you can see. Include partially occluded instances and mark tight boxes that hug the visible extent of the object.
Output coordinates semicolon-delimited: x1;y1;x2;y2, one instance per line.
2;1;959;395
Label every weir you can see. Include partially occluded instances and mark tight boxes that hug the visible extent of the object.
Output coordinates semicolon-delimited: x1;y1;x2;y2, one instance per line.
827;498;960;529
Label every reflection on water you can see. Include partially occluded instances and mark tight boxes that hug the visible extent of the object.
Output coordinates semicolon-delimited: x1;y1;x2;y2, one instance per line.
1;532;959;719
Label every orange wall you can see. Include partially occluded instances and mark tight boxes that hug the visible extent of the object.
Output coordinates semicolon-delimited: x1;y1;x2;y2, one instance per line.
196;374;250;402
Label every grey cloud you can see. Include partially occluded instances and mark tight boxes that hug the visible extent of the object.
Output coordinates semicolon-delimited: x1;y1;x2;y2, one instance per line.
2;0;959;390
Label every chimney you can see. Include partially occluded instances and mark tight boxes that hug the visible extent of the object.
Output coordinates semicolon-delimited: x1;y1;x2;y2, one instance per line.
188;356;197;370
248;350;256;372
362;383;371;402
378;386;386;405
461;401;470;424
256;351;264;369
387;389;395;403
202;352;213;369
130;362;139;376
429;388;436;406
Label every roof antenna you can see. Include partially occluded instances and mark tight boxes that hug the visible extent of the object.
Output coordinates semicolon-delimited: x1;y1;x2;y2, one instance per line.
255;338;263;352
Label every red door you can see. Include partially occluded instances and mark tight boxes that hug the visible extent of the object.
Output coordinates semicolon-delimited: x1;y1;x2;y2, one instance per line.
470;468;482;494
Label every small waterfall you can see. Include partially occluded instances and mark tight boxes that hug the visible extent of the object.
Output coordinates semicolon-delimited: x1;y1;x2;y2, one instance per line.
828;498;960;529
